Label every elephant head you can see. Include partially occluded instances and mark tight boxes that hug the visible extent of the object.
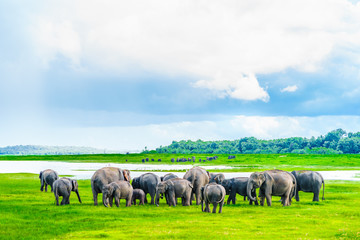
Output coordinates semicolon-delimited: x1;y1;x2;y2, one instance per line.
247;172;266;201
102;184;114;207
132;177;140;189
155;181;174;206
71;179;82;203
221;179;233;195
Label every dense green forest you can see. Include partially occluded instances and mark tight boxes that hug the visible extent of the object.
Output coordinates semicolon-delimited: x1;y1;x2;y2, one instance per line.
155;129;360;154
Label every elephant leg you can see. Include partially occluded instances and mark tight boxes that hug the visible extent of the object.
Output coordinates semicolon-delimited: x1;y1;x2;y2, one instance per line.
219;200;224;213
265;194;272;206
50;185;54;192
92;189;98;206
212;203;218;213
150;192;155;205
40;180;44;192
115;197;120;207
45;184;48;192
126;197;131;207
244;196;246;201
61;197;66;205
295;189;300;202
195;188;202;205
144;194;148;203
66;196;70;205
206;201;210;212
55;195;59;206
110;196;114;207
313;191;320;202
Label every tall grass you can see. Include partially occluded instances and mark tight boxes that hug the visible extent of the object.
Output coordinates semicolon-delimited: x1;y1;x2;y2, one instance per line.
0;173;359;239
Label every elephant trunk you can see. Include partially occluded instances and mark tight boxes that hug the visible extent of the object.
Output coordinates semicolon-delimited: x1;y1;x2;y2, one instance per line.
155;191;160;207
103;194;109;207
247;181;256;202
76;190;82;203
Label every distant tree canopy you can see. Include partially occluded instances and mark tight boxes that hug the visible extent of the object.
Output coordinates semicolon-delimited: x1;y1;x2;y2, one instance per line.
154;129;360;154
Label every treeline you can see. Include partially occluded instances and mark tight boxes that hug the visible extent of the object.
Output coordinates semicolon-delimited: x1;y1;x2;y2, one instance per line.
155;129;360;154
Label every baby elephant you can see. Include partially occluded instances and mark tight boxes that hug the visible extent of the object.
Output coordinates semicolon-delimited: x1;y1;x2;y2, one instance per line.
201;183;226;213
53;177;82;205
102;181;133;207
39;169;59;192
132;189;145;205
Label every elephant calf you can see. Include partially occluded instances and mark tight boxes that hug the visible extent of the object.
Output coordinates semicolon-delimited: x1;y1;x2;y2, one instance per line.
155;178;193;207
102;181;133;207
39;169;59;192
132;189;145;205
223;177;258;205
201;183;226;213
53;177;82;205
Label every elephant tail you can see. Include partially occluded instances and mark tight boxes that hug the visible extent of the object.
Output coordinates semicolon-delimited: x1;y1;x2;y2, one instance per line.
322;178;325;201
216;187;226;204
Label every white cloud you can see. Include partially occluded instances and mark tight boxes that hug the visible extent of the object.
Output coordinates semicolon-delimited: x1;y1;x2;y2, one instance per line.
281;85;298;93
27;0;360;101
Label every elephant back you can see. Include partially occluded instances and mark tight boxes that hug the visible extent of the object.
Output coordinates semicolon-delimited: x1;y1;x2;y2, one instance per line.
91;167;125;193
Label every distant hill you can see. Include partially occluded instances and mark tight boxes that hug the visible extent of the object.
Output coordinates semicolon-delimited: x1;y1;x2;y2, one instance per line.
0;145;122;155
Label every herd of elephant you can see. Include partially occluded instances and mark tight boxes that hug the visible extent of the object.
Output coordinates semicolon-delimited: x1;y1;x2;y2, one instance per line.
39;166;325;213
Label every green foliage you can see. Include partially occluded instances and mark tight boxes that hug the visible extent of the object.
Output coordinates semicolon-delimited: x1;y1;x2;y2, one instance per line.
1;173;360;239
156;129;360;154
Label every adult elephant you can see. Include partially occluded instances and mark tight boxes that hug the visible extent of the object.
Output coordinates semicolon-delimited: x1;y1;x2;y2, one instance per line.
53;177;82;205
132;173;160;205
291;170;325;202
247;170;296;206
225;177;258;205
209;173;225;184
155;178;193;206
39;169;59;192
91;167;131;206
160;173;178;182
183;166;210;205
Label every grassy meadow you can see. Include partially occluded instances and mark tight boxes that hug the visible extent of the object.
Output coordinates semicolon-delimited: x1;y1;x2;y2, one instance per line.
0;172;360;239
1;153;360;172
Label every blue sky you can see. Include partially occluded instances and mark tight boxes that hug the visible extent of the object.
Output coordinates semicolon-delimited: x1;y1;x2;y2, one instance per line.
1;0;360;151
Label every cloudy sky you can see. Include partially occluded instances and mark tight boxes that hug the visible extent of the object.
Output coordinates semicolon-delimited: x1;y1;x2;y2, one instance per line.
1;0;360;151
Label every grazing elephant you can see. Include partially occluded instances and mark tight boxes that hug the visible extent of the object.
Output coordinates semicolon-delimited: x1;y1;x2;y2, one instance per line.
53;177;82;205
39;169;59;192
102;180;133;207
225;177;258;205
247;170;296;206
291;170;325;202
209;173;225;184
132;189;145;205
91;167;131;205
201;183;226;213
160;173;178;182
132;173;160;205
155;178;193;206
183;166;210;205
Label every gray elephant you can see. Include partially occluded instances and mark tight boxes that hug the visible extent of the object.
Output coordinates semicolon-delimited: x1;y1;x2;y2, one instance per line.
160;173;178;182
201;183;226;213
291;170;325;202
102;180;133;207
224;177;258;205
53;177;82;205
155;178;193;206
91;167;131;205
132;189;145;205
209;173;225;184
247;170;296;206
132;173;160;205
39;169;59;192
183;166;210;205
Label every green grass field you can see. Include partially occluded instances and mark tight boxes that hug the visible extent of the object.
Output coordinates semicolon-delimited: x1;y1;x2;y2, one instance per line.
1;153;360;172
0;173;359;239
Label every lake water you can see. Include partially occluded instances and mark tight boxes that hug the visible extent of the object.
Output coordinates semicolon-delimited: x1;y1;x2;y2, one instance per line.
0;161;359;181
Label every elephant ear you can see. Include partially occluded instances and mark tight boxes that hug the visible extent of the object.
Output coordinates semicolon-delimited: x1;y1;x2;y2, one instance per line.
123;170;130;181
165;180;174;190
206;171;211;180
71;180;78;191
